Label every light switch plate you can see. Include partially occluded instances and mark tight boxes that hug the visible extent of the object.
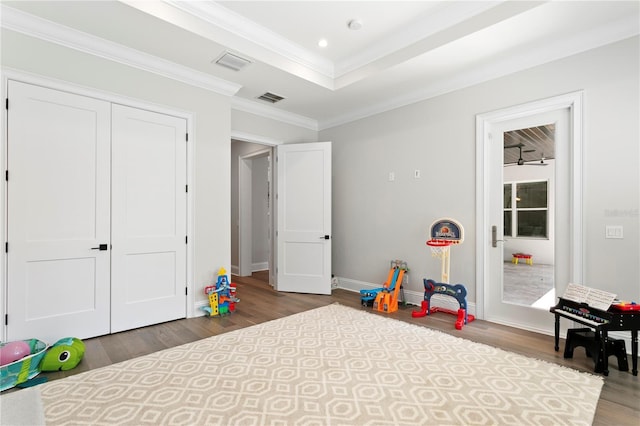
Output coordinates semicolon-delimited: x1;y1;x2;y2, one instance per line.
605;225;623;239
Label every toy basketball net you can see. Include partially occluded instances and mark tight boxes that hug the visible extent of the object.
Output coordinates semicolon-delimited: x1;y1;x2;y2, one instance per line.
426;218;464;284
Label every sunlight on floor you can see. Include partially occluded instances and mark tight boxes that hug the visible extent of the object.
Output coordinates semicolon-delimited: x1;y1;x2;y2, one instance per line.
532;288;556;309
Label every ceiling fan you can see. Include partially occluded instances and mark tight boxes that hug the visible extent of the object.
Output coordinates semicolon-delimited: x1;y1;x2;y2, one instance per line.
504;143;548;166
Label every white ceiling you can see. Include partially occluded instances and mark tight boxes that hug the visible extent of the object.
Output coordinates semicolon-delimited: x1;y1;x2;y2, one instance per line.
2;1;639;130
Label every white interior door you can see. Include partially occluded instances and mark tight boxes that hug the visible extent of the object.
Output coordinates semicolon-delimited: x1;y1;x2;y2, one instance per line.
6;81;111;342
486;108;570;332
111;105;187;332
276;142;331;295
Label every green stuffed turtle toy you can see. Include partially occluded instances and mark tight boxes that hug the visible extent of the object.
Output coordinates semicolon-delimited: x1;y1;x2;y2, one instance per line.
40;337;85;372
4;337;85;389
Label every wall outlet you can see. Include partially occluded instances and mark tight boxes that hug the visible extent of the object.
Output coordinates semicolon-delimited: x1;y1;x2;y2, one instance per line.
331;277;339;289
605;225;623;239
414;169;421;179
388;172;395;181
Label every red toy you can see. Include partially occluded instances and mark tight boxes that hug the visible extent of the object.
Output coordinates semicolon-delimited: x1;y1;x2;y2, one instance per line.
611;301;640;312
412;280;475;330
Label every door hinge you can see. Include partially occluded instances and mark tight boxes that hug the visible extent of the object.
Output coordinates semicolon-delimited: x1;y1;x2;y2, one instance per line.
4;242;7;253
186;133;189;142
185;185;188;193
4;314;7;326
185;287;188;296
185;236;188;244
5;98;8;110
5;170;7;181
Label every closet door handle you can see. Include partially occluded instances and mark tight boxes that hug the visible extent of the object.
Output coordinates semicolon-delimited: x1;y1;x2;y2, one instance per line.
91;244;109;251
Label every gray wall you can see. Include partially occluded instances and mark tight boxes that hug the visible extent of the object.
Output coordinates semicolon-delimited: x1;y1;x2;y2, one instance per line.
321;36;639;304
232;110;318;144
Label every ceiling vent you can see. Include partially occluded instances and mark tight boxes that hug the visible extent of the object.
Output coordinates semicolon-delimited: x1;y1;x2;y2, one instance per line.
214;51;252;71
257;92;285;104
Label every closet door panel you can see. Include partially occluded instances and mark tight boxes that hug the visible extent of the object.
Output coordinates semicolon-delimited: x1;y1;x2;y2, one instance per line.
6;81;111;342
111;104;187;332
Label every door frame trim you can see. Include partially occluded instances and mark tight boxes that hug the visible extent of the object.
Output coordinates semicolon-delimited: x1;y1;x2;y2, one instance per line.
475;92;584;321
1;69;196;341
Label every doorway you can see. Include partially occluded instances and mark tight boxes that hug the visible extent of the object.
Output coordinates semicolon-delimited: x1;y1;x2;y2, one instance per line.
231;139;333;295
476;92;584;334
232;140;274;285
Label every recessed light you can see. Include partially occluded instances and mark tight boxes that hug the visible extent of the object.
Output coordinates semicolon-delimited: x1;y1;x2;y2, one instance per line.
318;38;328;48
347;19;363;31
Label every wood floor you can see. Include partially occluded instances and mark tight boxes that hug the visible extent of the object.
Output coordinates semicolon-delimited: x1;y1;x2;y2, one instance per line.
39;271;639;426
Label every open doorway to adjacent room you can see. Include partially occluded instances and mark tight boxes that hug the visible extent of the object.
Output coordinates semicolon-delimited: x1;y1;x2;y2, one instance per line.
231;139;273;287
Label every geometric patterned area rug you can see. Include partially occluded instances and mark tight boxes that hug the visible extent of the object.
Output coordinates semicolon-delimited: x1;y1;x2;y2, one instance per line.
33;304;603;425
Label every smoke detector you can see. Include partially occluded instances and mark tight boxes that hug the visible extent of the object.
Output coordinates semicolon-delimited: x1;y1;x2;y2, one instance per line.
347;19;363;30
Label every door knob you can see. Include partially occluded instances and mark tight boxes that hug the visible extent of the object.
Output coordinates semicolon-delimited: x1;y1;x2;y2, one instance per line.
91;244;108;251
491;226;504;248
319;235;330;240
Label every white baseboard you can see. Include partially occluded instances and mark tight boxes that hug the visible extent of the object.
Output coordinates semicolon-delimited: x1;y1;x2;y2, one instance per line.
230;263;267;275
193;300;209;317
252;262;268;272
335;276;477;316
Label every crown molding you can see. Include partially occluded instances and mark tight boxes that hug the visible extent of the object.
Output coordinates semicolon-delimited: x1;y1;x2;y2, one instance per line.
168;1;505;90
231;97;318;131
0;4;241;97
334;1;501;79
0;3;315;130
166;0;334;80
319;15;639;131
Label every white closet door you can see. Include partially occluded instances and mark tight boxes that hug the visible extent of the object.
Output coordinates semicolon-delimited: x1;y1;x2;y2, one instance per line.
6;81;111;342
110;104;187;332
